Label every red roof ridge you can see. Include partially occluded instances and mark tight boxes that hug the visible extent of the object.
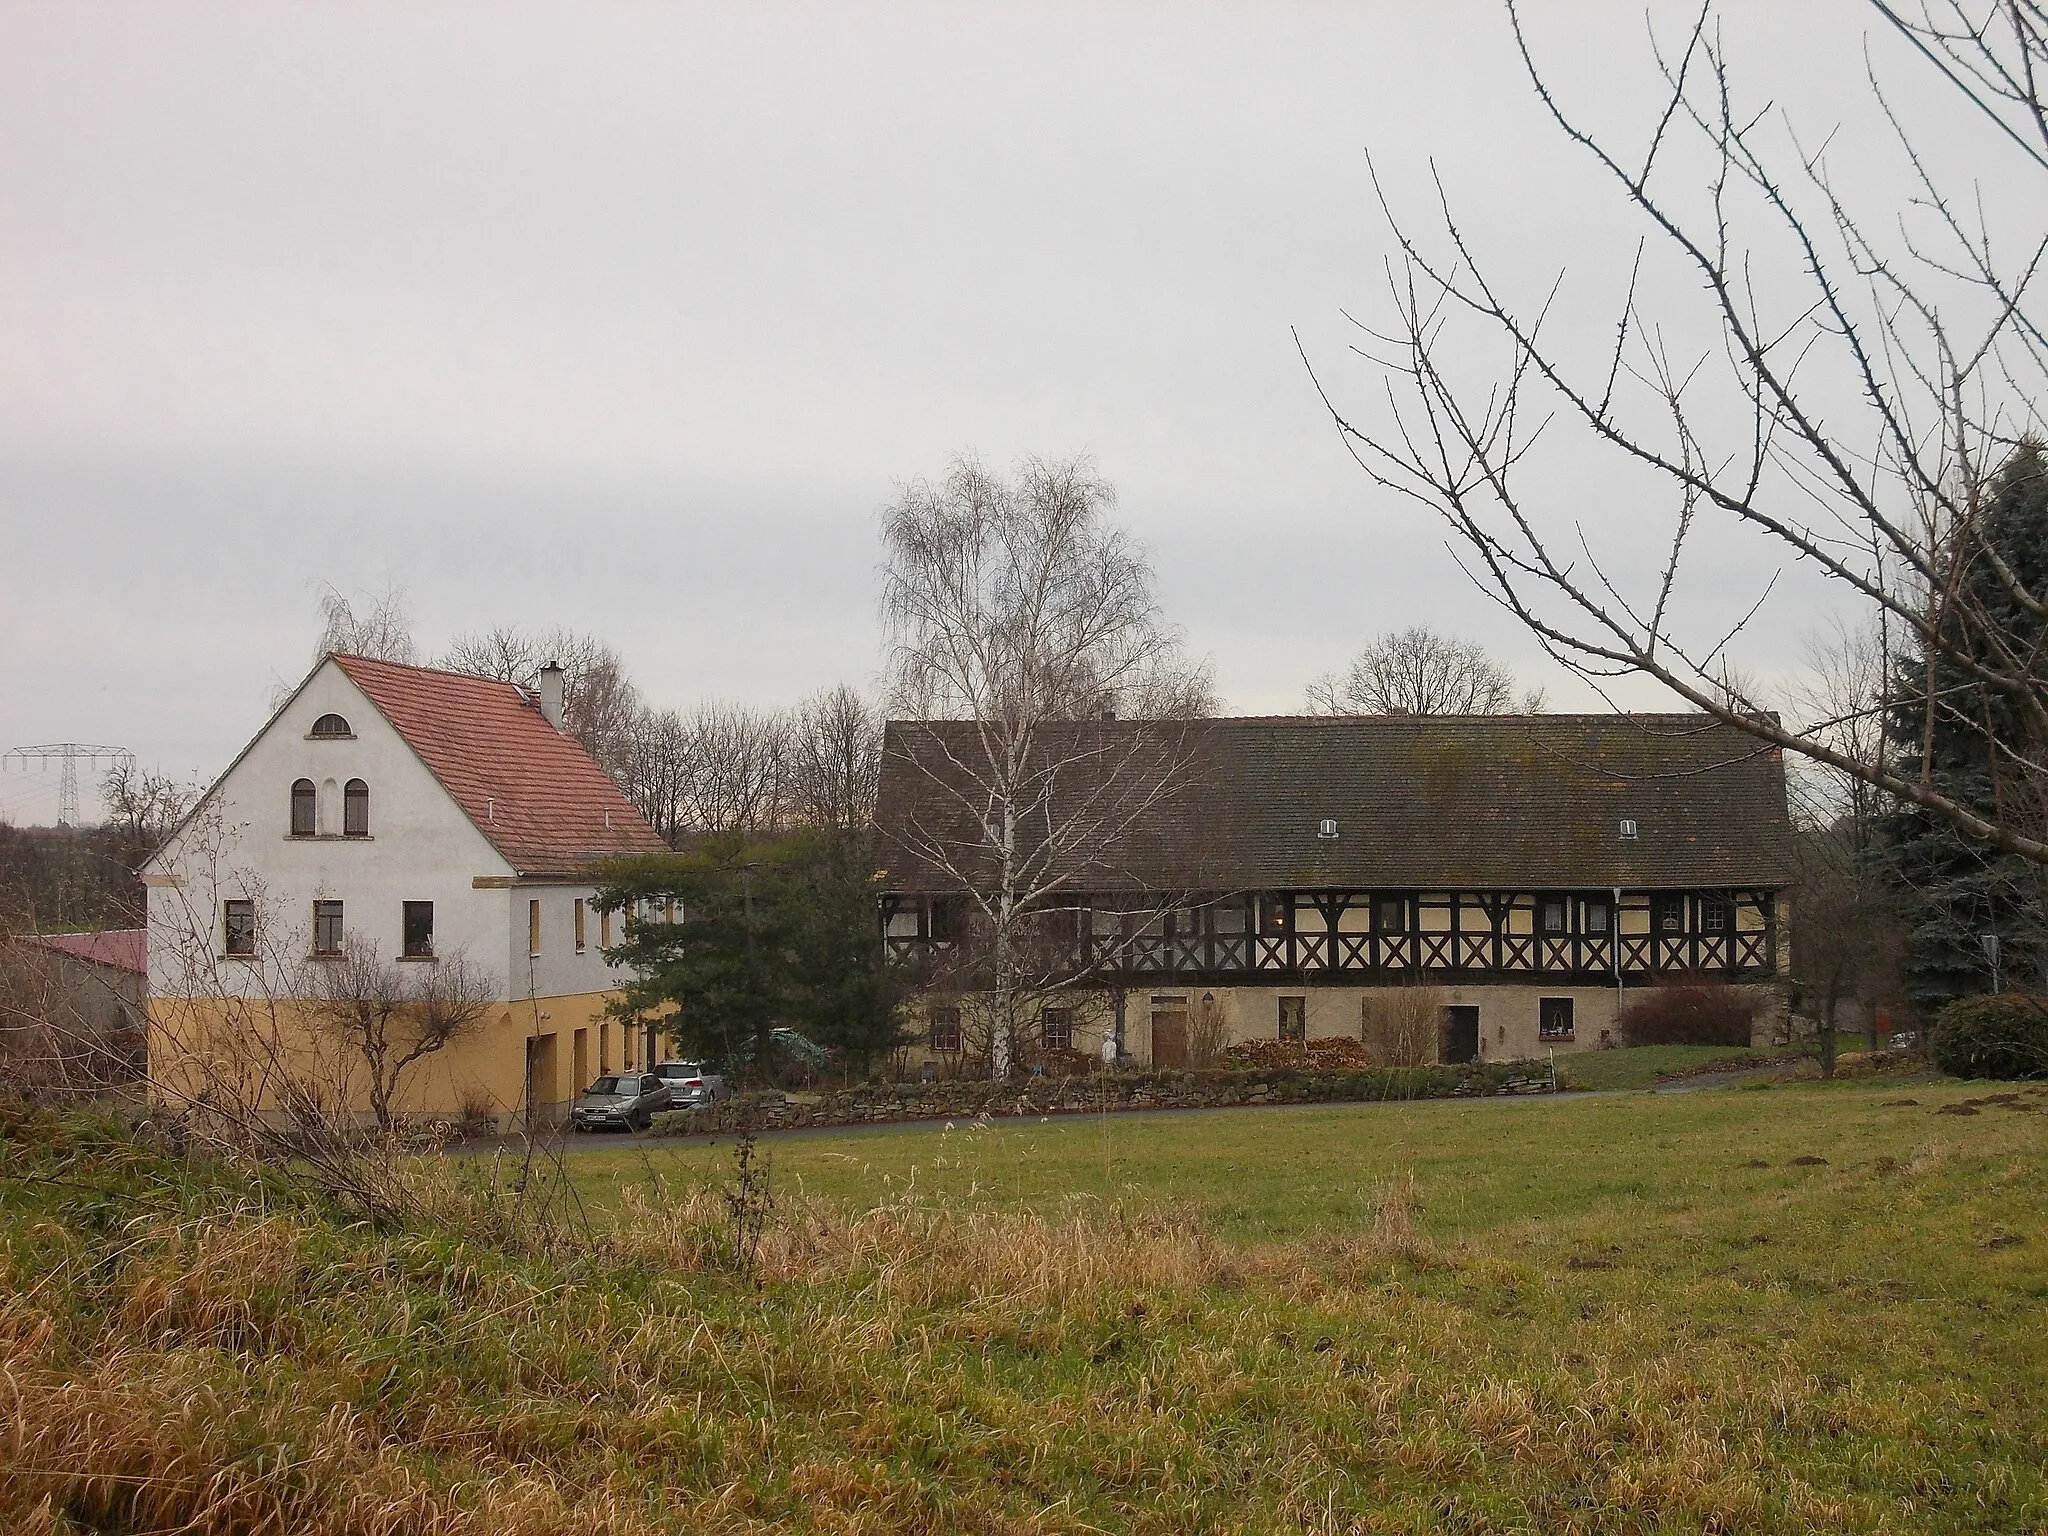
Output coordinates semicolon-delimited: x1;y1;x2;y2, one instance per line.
27;928;147;975
332;655;667;876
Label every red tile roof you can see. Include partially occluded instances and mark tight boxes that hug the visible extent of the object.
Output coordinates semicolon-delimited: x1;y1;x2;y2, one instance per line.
30;929;147;975
334;654;669;875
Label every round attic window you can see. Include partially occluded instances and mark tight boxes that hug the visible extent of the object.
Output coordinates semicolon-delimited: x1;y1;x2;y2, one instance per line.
310;713;353;738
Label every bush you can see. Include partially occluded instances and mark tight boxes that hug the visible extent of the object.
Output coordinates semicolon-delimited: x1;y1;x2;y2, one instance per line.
1618;979;1757;1047
1930;994;2048;1080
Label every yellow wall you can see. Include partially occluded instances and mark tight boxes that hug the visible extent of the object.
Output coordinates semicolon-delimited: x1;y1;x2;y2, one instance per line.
146;987;632;1129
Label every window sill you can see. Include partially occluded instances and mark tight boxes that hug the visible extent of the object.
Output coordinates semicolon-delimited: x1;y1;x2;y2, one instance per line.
397;953;438;963
305;731;358;741
221;953;259;963
286;834;374;842
1539;1034;1576;1044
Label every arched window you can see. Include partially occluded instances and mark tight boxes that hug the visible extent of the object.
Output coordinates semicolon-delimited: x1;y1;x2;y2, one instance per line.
310;713;352;738
343;779;369;837
290;779;316;837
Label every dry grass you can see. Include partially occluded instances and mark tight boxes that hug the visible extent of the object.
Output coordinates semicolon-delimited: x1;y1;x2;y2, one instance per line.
5;1084;2046;1533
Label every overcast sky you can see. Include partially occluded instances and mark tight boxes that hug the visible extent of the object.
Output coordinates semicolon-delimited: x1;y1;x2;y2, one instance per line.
0;1;1974;823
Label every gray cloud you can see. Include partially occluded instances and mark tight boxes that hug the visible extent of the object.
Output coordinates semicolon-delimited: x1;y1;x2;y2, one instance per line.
0;1;1925;820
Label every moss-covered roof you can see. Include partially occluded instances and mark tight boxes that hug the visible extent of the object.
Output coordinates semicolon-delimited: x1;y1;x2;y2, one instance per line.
875;713;1793;894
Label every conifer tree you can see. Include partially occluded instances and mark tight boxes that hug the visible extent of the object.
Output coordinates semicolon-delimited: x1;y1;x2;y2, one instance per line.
1881;444;2048;1010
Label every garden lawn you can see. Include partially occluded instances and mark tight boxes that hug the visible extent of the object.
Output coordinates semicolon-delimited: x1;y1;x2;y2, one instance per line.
1553;1042;1772;1091
6;1075;2047;1534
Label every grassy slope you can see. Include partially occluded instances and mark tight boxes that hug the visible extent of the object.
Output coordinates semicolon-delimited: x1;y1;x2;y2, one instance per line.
1554;1042;1768;1091
7;1078;2047;1534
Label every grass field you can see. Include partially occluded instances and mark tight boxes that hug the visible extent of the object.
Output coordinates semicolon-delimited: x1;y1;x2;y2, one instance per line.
6;1073;2046;1533
1552;1042;1772;1091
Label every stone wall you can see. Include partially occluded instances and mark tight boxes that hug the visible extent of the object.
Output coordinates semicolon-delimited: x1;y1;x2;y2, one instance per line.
649;1060;1556;1137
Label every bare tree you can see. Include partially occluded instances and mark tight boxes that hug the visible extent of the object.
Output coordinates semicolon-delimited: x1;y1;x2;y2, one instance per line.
302;936;494;1134
1791;824;1908;1071
618;707;695;847
684;701;790;835
100;761;193;873
439;626;643;774
786;684;882;831
1310;1;2048;866
314;581;417;666
1783;616;1895;842
1305;626;1543;715
880;452;1212;1075
1359;985;1444;1068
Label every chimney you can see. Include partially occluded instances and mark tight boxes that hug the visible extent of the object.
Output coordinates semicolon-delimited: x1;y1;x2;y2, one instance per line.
537;662;565;731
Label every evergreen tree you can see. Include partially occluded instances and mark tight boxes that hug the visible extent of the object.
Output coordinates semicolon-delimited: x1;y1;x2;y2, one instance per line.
595;830;911;1079
1880;443;2048;1011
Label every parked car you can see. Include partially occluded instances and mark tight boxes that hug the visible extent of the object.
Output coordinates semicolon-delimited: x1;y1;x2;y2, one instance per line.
569;1071;670;1132
652;1060;731;1107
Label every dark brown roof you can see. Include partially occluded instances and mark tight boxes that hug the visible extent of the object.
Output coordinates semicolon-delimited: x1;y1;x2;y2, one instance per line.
335;655;669;875
876;714;1793;894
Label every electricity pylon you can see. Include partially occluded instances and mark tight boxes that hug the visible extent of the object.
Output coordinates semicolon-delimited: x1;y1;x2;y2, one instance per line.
2;744;134;828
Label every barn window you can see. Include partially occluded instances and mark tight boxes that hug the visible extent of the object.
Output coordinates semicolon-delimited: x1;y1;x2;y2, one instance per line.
1653;895;1686;933
1700;896;1730;933
1583;900;1611;935
1042;1008;1074;1052
1539;997;1575;1041
402;901;434;958
1373;895;1407;934
1278;996;1306;1042
310;713;352;738
223;899;256;957
1539;896;1569;935
930;1007;962;1052
927;896;959;942
290;779;316;837
313;900;345;957
343;779;369;836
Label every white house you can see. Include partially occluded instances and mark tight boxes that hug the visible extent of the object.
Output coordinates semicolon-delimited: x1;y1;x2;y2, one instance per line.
143;653;671;1126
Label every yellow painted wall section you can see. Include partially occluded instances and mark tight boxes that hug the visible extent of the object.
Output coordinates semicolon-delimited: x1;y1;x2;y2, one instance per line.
147;988;630;1127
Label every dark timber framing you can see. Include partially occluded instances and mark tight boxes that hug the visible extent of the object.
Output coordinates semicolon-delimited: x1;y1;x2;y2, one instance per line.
880;885;1777;987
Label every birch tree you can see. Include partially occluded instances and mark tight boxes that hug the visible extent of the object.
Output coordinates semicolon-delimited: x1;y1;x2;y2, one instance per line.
879;453;1214;1075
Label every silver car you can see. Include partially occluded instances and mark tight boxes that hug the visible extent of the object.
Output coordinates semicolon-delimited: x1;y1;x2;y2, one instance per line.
569;1071;671;1133
653;1060;731;1107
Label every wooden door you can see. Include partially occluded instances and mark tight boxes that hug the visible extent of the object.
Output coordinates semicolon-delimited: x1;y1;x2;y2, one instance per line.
528;1032;559;1112
1151;1009;1189;1068
573;1028;590;1093
1440;1006;1480;1064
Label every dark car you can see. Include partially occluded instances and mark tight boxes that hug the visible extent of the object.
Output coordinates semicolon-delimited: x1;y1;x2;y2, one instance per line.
569;1071;670;1132
652;1060;731;1107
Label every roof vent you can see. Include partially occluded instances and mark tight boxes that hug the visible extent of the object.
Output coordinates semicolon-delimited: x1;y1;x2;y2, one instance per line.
1318;818;1339;840
1619;818;1638;840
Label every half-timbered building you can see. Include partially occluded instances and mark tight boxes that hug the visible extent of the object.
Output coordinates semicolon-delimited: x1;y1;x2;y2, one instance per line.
875;713;1794;1067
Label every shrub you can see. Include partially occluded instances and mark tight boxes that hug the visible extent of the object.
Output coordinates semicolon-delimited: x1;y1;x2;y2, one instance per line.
1618;979;1756;1047
1359;985;1443;1066
1930;994;2048;1080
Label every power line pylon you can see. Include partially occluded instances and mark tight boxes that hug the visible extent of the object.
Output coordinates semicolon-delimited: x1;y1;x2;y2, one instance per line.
2;744;135;828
